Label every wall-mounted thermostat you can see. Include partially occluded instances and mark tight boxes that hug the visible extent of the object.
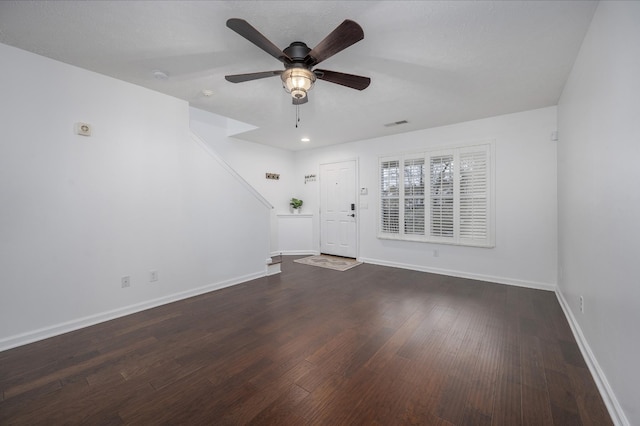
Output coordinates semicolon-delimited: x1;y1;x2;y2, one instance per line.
75;122;92;137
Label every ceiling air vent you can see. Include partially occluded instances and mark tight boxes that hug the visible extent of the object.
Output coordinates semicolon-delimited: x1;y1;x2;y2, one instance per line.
384;120;409;127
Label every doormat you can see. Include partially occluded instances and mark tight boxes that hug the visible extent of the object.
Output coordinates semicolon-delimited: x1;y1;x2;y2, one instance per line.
294;254;362;272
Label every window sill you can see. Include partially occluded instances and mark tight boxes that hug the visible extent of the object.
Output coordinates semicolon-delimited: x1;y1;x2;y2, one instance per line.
377;233;494;248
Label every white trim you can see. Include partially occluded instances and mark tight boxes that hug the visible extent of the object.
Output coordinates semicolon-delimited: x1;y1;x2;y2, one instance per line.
189;131;273;210
555;290;629;426
279;250;319;256
0;270;266;353
266;263;281;276
358;257;555;291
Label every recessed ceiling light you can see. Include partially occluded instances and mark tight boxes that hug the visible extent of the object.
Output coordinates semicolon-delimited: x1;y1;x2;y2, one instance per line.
301;137;310;143
202;89;214;97
152;70;169;80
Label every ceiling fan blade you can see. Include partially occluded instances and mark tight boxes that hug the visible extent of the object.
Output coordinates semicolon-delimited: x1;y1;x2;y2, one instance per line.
227;18;292;64
225;70;283;83
315;69;371;90
306;20;364;66
292;96;308;105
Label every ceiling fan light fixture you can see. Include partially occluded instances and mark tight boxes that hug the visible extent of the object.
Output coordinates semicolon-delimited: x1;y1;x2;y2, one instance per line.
281;68;316;99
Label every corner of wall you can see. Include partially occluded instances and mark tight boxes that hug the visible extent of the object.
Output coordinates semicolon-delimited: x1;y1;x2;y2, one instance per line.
555;289;629;426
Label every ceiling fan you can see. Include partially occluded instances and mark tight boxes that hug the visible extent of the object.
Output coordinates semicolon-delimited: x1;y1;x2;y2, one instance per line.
225;18;371;105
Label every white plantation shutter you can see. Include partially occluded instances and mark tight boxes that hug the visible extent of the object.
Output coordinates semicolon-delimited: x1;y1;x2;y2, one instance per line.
380;159;400;234
429;154;454;240
379;142;493;247
404;158;425;235
459;147;490;245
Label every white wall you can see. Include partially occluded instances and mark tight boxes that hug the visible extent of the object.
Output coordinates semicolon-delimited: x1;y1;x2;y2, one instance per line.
293;107;558;289
0;43;271;350
190;107;296;214
190;108;296;254
557;2;640;425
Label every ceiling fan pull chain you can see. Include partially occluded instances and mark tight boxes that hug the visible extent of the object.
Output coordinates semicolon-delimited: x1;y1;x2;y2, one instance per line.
295;104;300;128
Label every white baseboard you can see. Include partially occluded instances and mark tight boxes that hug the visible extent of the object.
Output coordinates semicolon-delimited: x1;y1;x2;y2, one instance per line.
555;290;629;426
0;270;266;353
278;250;319;256
359;257;556;291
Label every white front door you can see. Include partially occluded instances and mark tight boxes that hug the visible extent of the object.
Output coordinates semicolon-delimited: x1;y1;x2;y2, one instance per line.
320;160;357;258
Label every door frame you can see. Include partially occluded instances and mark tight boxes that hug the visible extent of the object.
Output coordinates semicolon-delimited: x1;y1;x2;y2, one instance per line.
318;158;360;259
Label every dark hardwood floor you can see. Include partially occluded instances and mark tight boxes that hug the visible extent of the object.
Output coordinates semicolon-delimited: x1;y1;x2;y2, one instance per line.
0;257;612;425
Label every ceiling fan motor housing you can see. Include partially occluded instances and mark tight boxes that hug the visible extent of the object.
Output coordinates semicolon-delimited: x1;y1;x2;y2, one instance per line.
284;41;312;62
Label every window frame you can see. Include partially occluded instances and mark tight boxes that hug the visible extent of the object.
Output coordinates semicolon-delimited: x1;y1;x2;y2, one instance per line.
378;141;495;248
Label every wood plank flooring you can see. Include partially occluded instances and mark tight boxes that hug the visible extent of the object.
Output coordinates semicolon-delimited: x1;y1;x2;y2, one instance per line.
0;257;612;425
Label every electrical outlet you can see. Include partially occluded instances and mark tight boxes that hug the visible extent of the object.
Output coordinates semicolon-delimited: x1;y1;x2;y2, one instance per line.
579;296;584;313
121;276;130;288
150;270;158;282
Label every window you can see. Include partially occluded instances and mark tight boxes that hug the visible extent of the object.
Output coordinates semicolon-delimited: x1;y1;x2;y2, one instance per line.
380;160;400;234
379;142;494;247
404;158;425;235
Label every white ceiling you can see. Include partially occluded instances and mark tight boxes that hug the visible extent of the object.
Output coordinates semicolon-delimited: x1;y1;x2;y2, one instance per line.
0;1;597;151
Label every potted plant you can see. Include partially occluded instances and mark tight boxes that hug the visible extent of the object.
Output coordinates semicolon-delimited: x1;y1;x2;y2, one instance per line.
290;197;303;214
